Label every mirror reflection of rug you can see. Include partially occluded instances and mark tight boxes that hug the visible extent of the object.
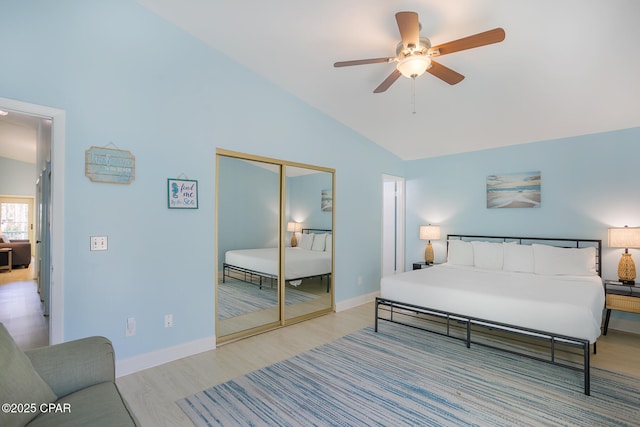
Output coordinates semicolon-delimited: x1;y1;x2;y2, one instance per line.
217;279;319;320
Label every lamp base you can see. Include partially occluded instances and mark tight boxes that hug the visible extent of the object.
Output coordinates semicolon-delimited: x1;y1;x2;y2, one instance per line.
424;242;434;264
618;252;636;284
621;279;636;286
290;233;298;247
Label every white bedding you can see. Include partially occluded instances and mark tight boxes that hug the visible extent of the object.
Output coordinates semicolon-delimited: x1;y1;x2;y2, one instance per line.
380;263;605;343
225;247;331;280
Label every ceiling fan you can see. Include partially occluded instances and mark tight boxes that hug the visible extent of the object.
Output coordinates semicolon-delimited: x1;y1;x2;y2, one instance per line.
334;11;505;93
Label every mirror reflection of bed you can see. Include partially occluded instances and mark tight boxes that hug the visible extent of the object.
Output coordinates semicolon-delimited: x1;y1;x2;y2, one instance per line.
216;152;334;342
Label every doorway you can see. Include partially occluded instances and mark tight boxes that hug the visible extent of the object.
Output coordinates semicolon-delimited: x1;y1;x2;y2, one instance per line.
0;97;64;345
382;175;405;277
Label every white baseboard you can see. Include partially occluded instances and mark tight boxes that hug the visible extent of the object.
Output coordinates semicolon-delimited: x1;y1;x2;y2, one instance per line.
116;292;381;377
116;336;216;378
335;290;380;312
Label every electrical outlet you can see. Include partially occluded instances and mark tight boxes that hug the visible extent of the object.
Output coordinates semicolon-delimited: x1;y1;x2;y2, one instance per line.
164;314;173;328
357;275;363;285
90;236;108;251
126;317;136;336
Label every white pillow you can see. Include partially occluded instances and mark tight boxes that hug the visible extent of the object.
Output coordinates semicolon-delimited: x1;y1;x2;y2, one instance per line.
325;234;332;252
299;233;314;250
502;243;534;273
311;233;326;251
471;241;503;270
532;244;597;276
447;240;474;266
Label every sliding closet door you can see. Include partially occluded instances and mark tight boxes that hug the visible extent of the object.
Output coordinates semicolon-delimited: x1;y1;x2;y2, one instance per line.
215;149;335;344
216;155;281;340
283;166;334;322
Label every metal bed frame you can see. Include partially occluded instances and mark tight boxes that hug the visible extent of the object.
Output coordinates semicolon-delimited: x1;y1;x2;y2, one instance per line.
375;234;602;395
223;228;332;292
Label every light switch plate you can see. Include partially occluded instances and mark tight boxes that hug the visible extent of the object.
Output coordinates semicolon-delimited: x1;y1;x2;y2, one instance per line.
126;317;136;336
90;236;108;251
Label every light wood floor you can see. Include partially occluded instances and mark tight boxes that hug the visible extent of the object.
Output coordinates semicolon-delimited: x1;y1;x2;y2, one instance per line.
3;271;639;426
0;262;48;349
117;303;640;427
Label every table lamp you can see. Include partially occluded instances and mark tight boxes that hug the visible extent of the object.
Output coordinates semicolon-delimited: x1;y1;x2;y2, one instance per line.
608;226;640;285
419;225;441;264
287;222;302;247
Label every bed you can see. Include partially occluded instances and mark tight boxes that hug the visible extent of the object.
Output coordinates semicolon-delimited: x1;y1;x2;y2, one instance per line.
376;235;604;395
223;229;332;291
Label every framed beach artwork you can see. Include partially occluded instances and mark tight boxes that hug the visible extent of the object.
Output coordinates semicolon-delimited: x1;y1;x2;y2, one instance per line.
321;189;332;212
486;171;541;209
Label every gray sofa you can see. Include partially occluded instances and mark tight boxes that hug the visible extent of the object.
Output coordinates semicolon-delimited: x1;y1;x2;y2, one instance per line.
0;239;31;268
0;323;138;427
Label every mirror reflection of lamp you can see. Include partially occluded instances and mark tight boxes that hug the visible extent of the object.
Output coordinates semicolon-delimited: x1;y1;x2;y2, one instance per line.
419;225;441;264
608;225;640;285
287;222;302;247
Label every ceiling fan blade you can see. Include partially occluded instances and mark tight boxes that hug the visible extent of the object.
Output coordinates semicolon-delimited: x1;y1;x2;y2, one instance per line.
427;61;465;85
374;69;402;93
334;57;394;67
395;11;420;49
430;28;505;57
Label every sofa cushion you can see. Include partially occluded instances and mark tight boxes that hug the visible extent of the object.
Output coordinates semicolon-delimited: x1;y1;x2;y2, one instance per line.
0;324;57;427
27;382;137;427
25;336;116;399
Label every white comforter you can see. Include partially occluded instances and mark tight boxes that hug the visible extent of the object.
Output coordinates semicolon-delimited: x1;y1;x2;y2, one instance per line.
380;264;605;343
225;247;331;280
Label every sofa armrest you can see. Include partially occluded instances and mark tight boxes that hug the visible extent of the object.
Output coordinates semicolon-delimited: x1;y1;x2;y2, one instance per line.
25;336;116;398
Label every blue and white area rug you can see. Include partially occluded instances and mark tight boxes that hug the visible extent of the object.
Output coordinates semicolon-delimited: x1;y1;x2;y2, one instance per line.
177;322;639;426
217;280;318;320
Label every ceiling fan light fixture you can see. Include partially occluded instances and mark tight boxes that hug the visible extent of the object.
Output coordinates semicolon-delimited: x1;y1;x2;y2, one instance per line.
397;55;431;78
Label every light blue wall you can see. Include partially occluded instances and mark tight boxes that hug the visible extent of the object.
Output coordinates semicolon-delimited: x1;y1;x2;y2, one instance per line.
406;128;640;328
288;172;333;231
0;0;403;359
0;157;36;197
218;156;280;267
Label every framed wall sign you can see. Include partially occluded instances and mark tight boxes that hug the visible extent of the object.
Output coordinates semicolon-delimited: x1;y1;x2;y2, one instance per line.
168;178;198;209
85;146;135;184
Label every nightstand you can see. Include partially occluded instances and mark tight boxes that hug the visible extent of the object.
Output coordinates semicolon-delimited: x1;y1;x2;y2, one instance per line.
603;280;640;335
413;262;436;270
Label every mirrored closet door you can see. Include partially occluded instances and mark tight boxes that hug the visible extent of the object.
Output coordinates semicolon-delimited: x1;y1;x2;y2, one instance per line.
216;150;334;344
283;166;333;321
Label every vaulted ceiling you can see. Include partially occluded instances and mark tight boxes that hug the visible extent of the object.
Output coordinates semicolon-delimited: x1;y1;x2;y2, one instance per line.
2;2;639;164
138;0;640;160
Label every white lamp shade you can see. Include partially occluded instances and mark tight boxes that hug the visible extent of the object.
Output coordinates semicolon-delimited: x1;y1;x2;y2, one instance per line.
608;226;640;248
287;222;302;233
420;225;441;241
397;55;431;78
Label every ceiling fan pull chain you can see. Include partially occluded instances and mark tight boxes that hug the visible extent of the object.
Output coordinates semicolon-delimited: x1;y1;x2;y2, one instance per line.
411;77;417;114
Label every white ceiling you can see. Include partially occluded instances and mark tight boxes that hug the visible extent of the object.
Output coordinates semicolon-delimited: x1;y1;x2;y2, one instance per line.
2;2;639;164
137;0;640;160
0;111;44;164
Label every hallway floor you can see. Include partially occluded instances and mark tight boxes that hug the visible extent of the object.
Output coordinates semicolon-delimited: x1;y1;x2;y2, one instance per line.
0;262;48;349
